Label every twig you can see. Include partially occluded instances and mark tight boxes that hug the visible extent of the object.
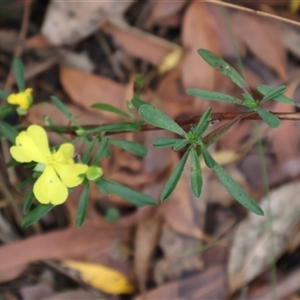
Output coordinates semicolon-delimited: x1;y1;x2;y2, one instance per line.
204;0;300;27
34;111;300;136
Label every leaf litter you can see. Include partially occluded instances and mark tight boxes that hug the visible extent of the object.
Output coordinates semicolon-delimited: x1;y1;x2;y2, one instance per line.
1;1;300;299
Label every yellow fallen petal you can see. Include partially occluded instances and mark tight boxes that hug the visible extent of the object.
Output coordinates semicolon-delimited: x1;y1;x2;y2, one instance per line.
11;131;47;163
64;261;135;295
54;163;88;187
33;165;68;205
56;143;75;163
26;125;51;158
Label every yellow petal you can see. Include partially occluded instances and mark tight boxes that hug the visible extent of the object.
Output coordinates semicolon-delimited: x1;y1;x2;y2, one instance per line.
54;163;88;187
10;145;32;163
33;165;68;205
64;261;135;295
26;125;51;158
56;143;75;163
7;93;17;104
7;91;31;109
11;131;46;163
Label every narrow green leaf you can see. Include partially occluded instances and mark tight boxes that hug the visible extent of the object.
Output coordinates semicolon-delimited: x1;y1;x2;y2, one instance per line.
187;89;243;105
152;138;182;148
213;163;264;216
194;107;212;137
13;58;25;91
172;139;189;151
18;176;34;190
101;179;157;206
23;186;34;213
76;183;90;228
201;143;216;169
0;105;15;120
132;96;147;110
261;85;287;102
198;49;249;92
0;122;19;143
0;89;9;100
161;148;191;201
256;107;280;128
139;104;186;137
93;136;109;165
109;138;147;157
51;96;81;127
21;204;54;227
257;85;293;105
87;122;141;133
81;139;96;164
95;179;110;196
91;103;130;118
190;147;203;198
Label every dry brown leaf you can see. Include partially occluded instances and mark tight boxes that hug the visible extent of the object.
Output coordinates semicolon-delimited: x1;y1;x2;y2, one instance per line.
268;82;298;163
181;1;220;90
43;290;100;300
60;66;128;119
135;265;227;299
154;224;204;284
42;1;134;45
151;139;208;240
230;10;287;82
228;181;300;292
150;0;188;27
20;283;55;300
134;216;161;293
103;18;180;66
25;33;51;49
0;224;130;283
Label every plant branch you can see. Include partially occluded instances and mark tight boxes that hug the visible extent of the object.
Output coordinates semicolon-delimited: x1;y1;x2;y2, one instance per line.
29;111;300;136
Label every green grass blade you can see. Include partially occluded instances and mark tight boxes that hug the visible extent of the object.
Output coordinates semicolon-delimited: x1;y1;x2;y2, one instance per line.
256;108;280;128
109;138;147;157
198;49;249;92
190;147;203;198
13;58;25;91
139;104;186;137
91;103;130;118
161;148;191;201
187;89;243;105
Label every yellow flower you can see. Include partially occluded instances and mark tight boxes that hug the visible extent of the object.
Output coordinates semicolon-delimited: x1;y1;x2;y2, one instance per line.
7;88;33;110
10;125;88;205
